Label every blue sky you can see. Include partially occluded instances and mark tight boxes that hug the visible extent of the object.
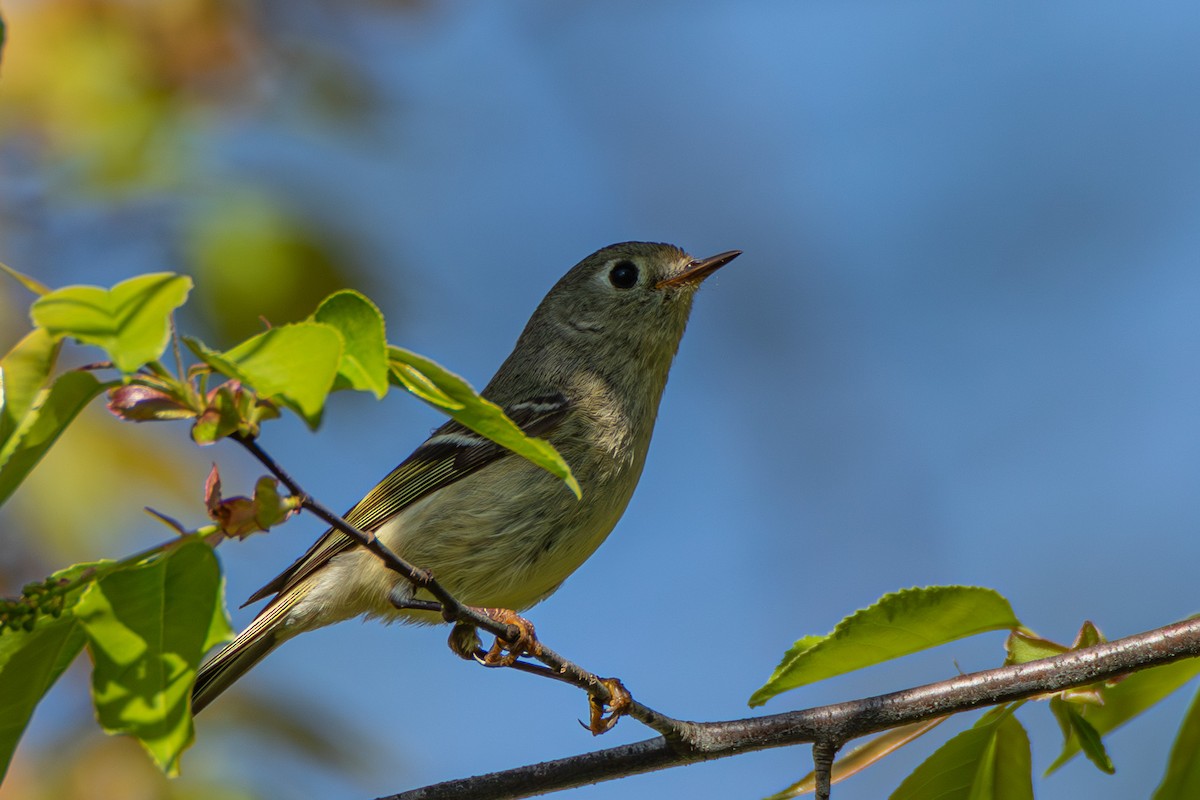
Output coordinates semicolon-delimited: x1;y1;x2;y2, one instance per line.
6;2;1200;798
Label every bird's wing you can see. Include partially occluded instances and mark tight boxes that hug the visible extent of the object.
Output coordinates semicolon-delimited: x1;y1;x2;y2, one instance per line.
243;393;572;606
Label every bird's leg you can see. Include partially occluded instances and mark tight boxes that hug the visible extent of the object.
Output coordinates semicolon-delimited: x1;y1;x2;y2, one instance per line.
447;607;542;667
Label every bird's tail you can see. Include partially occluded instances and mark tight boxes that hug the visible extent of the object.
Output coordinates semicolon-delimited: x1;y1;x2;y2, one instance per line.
191;590;304;714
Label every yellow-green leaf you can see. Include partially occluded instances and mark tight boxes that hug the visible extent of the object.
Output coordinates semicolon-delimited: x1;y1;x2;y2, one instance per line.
891;707;1032;800
312;290;388;398
0;371;107;507
31;273;192;373
1047;655;1200;774
0;617;87;783
1;328;62;446
751;587;1020;707
388;346;579;498
186;322;343;429
74;540;233;775
1153;686;1200;799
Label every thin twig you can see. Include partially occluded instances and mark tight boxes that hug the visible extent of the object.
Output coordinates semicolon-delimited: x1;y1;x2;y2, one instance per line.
382;616;1200;800
812;740;840;800
228;433;684;738
230;433;514;642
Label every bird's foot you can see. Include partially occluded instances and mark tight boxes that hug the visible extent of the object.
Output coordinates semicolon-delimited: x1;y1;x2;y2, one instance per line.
447;607;541;667
587;677;631;734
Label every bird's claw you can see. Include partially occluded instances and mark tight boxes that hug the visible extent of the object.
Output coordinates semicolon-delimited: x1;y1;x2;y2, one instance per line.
587;677;631;734
479;607;540;666
447;607;541;666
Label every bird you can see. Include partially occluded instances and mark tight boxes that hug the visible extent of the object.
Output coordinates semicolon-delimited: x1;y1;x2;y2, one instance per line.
191;241;740;713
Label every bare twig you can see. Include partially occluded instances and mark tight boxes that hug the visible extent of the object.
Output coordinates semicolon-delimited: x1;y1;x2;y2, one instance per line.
383;616;1200;800
229;433;685;738
812;739;840;800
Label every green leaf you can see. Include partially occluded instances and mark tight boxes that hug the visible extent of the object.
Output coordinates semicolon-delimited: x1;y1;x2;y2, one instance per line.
1047;655;1200;774
0;617;87;783
750;586;1020;707
891;707;1033;800
74;539;234;775
1;328;62;446
0;261;51;296
186;323;343;428
0;371;107;507
312;290;388;398
30;273;192;374
1004;629;1068;665
388;346;580;498
1153;686;1200;799
1050;697;1114;774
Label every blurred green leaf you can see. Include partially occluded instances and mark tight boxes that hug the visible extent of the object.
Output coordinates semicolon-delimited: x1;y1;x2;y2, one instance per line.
312;290;388;398
1153;686;1200;799
0;617;87;783
388;345;581;498
0;261;51;296
0;371;107;507
74;539;233;776
186;323;343;429
891;707;1032;800
1047;655;1200;774
750;586;1020;707
1;327;62;445
1050;697;1114;774
185;191;369;343
30;273;192;373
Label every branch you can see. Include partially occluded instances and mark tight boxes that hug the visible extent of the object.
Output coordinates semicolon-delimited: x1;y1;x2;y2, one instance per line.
229;433;685;738
384;616;1200;800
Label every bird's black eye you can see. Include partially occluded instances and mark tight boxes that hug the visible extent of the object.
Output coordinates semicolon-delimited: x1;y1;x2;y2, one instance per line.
608;260;638;289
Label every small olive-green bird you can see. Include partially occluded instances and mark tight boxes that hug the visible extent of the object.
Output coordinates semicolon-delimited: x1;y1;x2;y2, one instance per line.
192;242;740;712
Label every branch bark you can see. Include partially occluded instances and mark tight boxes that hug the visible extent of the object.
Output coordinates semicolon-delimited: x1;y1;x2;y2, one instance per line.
383;616;1200;800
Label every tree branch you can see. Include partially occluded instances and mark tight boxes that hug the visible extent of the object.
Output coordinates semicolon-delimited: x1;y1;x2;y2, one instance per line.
383;616;1200;800
229;433;685;738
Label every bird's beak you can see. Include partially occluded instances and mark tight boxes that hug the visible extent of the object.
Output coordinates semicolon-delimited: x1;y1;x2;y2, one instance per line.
656;250;742;289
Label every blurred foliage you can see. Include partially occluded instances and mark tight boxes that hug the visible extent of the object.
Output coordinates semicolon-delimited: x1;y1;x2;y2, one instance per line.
184;190;369;345
0;0;258;192
0;0;402;794
0;0;255;191
0;0;382;348
0;731;259;800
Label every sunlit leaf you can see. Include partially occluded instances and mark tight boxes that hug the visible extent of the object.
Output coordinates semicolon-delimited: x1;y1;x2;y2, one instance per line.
891;707;1033;800
767;718;948;799
0;616;87;783
1;328;61;445
1047;655;1200;774
30;273;192;373
312;290;388;398
388;346;580;498
751;587;1020;707
1153;686;1200;799
0;371;107;507
186;323;342;428
74;539;233;775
